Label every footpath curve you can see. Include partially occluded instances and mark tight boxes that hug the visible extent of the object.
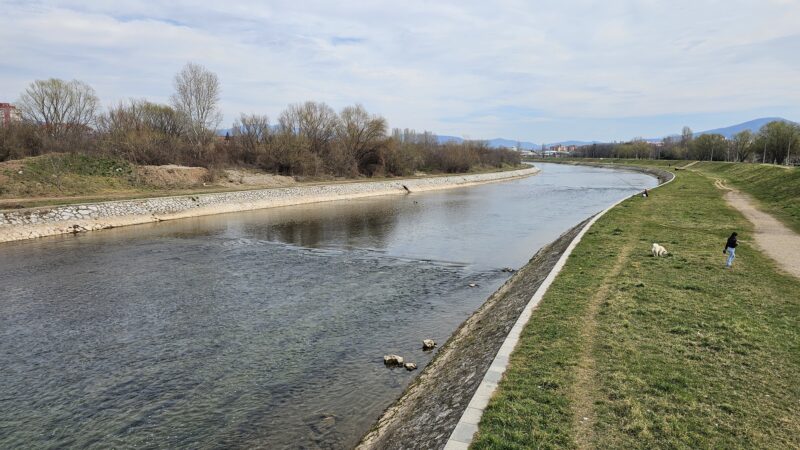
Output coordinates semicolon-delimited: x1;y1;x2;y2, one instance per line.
0;167;538;244
713;178;800;279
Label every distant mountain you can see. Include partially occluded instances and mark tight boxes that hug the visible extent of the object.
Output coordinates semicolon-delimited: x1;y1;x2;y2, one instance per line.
549;140;599;147
436;135;464;145
437;136;597;150
221;117;796;150
694;117;795;139
487;138;539;150
436;135;541;149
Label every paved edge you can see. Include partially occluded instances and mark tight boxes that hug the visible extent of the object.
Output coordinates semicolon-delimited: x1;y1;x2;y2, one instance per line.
443;165;675;449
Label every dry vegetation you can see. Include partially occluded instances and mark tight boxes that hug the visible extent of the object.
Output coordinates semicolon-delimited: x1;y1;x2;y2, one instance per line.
1;64;521;197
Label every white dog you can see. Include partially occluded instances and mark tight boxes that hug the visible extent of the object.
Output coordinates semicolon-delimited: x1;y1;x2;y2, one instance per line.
651;243;668;257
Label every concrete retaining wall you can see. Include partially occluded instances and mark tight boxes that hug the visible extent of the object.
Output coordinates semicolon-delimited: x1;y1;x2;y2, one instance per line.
0;167;539;243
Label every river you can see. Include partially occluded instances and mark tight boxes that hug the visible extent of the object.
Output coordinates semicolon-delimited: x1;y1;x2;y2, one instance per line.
0;163;657;449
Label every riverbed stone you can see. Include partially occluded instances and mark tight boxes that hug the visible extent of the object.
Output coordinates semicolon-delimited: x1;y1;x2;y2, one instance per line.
422;339;436;350
384;354;404;366
404;362;418;371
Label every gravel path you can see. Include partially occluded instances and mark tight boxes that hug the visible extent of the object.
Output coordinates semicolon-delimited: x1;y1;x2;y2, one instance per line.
716;179;800;279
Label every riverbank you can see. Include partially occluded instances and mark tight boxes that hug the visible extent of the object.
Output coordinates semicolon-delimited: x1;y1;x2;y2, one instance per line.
357;164;667;449
357;221;588;449
0;154;528;210
473;162;800;448
0;166;539;243
535;158;800;233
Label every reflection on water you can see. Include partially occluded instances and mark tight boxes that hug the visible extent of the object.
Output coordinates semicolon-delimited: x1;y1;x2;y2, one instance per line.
0;164;657;448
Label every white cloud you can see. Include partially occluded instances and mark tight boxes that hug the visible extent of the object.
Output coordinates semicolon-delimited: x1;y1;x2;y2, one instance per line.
0;0;798;141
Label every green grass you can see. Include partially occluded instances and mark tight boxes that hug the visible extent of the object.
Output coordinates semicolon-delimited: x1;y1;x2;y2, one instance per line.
472;168;800;449
692;162;800;234
0;153;137;199
531;158;800;233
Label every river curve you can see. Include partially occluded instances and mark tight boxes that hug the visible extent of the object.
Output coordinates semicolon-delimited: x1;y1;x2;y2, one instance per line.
0;163;657;449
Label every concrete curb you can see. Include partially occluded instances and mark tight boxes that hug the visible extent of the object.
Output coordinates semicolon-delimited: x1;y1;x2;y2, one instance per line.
443;166;675;449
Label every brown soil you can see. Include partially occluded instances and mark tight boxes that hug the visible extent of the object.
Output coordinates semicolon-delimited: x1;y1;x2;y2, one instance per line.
357;221;588;450
135;165;210;188
221;169;296;188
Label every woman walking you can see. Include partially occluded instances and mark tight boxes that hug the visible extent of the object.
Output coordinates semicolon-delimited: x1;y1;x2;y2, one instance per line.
724;232;738;268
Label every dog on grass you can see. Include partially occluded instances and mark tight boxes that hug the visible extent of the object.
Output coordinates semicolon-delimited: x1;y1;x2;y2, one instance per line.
651;243;668;257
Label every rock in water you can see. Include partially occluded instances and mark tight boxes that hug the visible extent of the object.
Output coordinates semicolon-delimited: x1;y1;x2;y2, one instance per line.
383;354;404;366
422;339;436;350
468;283;478;288
404;362;417;371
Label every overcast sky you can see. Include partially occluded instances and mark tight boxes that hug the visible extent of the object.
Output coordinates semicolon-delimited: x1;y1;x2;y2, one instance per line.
2;0;798;142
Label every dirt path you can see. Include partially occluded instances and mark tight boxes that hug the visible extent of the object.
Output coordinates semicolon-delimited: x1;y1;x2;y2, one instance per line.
571;242;634;449
714;178;800;279
676;161;699;170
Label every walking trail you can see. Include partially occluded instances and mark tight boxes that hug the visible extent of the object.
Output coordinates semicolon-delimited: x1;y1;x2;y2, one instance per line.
713;178;800;279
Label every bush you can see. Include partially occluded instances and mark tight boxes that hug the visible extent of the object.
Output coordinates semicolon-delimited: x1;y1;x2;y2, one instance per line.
3;101;523;179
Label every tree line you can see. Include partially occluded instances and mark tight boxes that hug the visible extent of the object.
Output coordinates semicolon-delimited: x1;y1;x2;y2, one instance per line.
0;63;520;177
573;122;800;165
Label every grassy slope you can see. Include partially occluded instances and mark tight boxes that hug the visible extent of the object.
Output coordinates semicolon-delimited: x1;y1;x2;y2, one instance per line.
692;162;800;234
472;168;800;448
0;154;139;199
532;158;800;233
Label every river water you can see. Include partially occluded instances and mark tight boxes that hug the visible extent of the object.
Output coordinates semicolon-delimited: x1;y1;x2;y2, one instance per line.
0;163;656;449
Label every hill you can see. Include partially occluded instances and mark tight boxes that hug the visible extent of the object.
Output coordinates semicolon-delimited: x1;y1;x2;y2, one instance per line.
695;117;796;138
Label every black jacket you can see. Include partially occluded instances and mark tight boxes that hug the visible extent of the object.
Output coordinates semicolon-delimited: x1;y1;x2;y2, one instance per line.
726;236;738;249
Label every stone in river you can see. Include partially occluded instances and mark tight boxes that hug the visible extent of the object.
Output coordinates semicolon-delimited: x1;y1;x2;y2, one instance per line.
422;339;436;350
404;362;418;371
383;354;404;366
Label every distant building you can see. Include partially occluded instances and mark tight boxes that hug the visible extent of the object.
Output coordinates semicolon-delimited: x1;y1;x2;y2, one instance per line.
545;144;575;153
0;103;21;126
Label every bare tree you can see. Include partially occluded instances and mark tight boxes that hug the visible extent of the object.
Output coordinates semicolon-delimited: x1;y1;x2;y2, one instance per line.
690;134;727;161
170;62;222;144
337;104;387;173
230;114;271;165
629;137;648;159
278;101;339;155
731;130;754;162
17;78;99;138
680;126;693;156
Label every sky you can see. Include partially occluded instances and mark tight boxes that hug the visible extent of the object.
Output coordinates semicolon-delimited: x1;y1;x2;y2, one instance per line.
1;0;799;143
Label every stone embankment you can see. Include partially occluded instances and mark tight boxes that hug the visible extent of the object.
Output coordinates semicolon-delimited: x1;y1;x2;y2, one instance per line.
0;167;539;243
357;222;587;450
357;163;672;449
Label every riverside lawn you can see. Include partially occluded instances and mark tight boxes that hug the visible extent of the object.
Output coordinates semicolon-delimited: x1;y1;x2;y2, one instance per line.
693;162;800;234
472;162;800;448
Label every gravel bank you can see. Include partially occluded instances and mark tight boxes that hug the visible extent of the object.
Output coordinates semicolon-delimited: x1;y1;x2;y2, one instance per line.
0;167;539;243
